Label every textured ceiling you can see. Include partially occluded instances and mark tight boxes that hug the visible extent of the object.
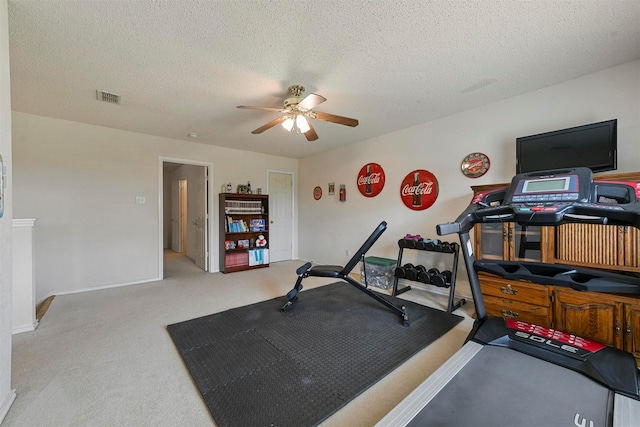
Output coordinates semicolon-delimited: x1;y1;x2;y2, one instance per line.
8;0;640;159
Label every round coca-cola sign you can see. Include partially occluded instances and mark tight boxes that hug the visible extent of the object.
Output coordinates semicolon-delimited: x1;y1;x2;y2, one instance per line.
400;169;439;210
357;163;385;197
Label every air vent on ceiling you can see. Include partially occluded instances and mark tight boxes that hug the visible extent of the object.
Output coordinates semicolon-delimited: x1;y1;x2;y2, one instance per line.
96;90;121;104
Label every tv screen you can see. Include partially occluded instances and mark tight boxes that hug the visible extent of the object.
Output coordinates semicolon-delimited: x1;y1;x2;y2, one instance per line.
516;119;617;174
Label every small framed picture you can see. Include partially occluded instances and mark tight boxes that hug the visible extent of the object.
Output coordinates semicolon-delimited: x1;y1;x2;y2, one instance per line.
328;182;335;195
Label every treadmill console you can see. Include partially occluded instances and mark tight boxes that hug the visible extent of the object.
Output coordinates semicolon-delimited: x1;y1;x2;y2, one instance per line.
463;167;640;229
507;168;589;207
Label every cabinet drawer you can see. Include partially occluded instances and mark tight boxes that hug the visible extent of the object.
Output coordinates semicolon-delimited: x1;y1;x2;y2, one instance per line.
479;274;550;306
484;295;551;327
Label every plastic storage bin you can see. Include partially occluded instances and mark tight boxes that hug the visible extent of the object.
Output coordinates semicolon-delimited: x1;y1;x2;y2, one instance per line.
360;256;397;289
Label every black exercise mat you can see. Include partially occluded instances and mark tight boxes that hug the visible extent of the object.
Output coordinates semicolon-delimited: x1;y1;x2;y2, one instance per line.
167;282;463;427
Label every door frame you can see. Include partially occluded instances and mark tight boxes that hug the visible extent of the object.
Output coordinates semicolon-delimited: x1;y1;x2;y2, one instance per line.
158;156;216;278
267;169;296;261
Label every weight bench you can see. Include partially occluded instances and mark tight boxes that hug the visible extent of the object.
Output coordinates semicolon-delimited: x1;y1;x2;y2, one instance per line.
280;221;410;326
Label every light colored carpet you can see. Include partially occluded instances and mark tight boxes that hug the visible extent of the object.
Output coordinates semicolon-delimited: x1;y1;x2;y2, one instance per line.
5;252;474;426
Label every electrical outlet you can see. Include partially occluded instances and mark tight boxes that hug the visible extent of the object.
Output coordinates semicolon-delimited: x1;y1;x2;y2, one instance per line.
346;249;350;256
135;196;146;204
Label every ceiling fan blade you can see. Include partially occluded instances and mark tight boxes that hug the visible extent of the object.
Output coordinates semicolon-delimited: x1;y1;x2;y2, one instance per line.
304;122;319;141
298;93;326;110
237;106;285;112
251;116;287;134
314;111;359;127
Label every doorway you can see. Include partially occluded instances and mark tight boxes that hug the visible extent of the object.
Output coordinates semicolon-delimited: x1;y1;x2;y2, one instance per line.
159;158;214;278
268;170;294;262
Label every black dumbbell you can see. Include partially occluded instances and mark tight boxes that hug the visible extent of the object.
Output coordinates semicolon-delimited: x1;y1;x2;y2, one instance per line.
417;238;434;250
405;239;419;249
440;242;457;253
431;270;453;287
418;269;433;284
405;264;426;281
397;263;414;279
398;238;408;248
423;239;440;251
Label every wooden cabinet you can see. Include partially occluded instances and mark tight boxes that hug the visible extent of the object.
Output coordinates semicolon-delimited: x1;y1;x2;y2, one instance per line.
479;273;552;327
219;193;269;273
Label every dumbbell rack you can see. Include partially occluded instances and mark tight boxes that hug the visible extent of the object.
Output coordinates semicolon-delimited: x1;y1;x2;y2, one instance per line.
392;239;466;313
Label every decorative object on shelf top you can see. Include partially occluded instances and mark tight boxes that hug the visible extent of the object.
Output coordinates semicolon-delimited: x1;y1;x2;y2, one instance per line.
461;152;490;178
255;235;267;247
237;181;252;194
400;169;439;210
224;200;263;214
357;162;385;197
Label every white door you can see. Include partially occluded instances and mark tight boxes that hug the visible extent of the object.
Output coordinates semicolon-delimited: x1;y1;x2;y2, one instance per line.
193;166;208;271
170;180;185;253
268;171;293;262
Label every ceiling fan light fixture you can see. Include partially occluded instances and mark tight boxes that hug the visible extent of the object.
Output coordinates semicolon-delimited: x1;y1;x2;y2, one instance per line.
296;114;310;133
282;117;295;131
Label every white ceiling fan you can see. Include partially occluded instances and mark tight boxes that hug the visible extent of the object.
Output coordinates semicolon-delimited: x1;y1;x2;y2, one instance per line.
237;85;359;141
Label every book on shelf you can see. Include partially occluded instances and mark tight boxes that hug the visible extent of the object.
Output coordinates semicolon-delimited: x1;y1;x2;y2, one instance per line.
248;248;269;266
225;252;249;268
224;200;263;215
226;216;249;232
249;218;266;232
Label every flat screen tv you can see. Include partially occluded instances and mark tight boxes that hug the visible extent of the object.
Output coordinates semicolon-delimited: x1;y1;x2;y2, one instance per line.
516;119;617;174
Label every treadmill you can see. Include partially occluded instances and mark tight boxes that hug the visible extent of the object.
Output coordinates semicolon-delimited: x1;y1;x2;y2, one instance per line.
377;167;640;426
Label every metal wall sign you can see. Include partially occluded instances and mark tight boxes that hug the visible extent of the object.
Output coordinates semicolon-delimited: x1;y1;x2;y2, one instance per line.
400;169;439;210
461;152;490;178
357;162;385;197
313;186;322;200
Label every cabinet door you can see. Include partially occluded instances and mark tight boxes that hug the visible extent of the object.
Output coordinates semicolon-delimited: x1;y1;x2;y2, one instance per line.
555;224;619;267
553;289;622;348
624;303;640;368
477;223;509;260
509;225;543;262
476;224;544;262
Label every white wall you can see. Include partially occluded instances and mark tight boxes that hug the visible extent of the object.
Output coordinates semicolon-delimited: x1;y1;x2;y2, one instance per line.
0;0;16;422
11;114;298;300
298;61;640;294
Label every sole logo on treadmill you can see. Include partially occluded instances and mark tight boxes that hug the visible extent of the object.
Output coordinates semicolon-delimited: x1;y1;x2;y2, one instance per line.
506;319;605;360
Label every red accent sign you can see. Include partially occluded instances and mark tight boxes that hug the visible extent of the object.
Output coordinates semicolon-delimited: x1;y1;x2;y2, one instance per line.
313;186;322;200
506;319;606;352
400;169;439;210
357;163;385;197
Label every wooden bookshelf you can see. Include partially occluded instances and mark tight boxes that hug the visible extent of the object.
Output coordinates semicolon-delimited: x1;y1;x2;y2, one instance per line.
219;193;269;273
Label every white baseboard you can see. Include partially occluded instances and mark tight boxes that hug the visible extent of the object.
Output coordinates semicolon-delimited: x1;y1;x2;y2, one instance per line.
12;320;38;335
0;389;16;425
55;276;162;297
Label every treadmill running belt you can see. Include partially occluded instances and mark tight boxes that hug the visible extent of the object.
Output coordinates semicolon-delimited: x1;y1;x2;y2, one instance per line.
407;345;610;427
